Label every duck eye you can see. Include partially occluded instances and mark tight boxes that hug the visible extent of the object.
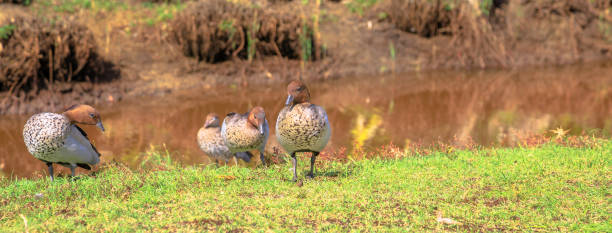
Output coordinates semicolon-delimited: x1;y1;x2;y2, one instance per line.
89;113;95;118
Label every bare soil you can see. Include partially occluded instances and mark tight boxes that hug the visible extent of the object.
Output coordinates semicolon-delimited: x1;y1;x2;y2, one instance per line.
0;0;611;114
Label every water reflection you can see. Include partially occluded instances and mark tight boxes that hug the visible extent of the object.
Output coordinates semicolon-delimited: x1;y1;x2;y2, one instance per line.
1;62;611;178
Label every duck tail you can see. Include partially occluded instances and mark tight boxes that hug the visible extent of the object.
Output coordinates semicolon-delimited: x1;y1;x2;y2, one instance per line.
77;163;92;170
235;151;253;163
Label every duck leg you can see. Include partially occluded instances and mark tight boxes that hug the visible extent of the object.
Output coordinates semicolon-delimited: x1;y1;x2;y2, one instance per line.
307;152;318;179
46;162;54;182
291;152;298;182
70;164;77;177
233;156;238;166
260;151;266;167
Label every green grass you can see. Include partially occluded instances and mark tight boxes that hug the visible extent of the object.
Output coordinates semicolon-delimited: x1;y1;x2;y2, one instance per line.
142;1;185;26
479;0;493;16
39;0;128;13
0;24;16;40
34;0;184;26
346;0;379;16
1;142;610;232
299;23;313;62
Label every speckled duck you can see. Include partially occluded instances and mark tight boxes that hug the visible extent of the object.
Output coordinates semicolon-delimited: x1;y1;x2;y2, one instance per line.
276;81;331;181
22;104;105;181
197;113;253;165
221;106;269;166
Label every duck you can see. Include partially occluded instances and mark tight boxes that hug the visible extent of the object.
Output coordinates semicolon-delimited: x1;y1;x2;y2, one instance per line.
197;113;253;165
276;80;331;181
221;106;269;166
22;104;104;181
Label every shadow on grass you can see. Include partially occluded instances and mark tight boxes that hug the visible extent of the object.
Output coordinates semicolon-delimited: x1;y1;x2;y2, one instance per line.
316;165;356;178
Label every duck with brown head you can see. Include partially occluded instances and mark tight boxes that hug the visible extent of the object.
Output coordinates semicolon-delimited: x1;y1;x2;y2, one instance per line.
197;113;253;166
276;80;331;181
221;106;269;166
22;104;105;181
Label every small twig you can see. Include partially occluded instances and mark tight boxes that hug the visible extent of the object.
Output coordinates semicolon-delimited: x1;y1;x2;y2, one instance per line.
19;214;28;233
48;48;54;94
232;26;245;59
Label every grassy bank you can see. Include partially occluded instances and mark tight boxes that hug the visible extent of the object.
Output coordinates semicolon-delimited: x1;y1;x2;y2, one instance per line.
1;142;610;232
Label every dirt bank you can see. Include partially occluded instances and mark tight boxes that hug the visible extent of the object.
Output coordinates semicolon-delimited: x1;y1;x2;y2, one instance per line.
1;0;611;115
380;0;612;68
0;5;120;114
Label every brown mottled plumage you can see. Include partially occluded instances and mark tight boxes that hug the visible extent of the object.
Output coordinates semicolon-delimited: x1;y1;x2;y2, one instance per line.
276;81;331;181
22;104;105;181
221;107;269;166
197;113;252;165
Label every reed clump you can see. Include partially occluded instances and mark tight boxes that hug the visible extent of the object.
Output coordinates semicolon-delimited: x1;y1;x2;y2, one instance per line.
168;0;321;63
0;13;113;95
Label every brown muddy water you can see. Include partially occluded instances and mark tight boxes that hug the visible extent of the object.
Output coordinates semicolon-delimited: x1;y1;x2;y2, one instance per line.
1;62;612;178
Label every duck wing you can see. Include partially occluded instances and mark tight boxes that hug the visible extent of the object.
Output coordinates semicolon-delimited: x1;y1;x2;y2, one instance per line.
74;125;101;157
49;125;101;166
235;151;253;162
55;162;92;170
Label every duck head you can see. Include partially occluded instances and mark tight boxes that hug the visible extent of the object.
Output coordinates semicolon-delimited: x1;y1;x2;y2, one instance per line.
203;113;220;128
285;80;310;106
63;104;105;132
247;106;266;135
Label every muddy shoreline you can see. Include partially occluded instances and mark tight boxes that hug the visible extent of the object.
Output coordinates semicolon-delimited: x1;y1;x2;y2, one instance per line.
1;0;612;115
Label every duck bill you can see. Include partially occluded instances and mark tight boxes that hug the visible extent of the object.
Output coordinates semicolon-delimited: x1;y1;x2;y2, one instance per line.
204;118;216;128
258;123;264;135
96;121;105;132
285;95;294;106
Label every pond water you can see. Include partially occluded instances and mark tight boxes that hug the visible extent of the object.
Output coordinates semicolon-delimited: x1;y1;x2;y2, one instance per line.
1;62;611;178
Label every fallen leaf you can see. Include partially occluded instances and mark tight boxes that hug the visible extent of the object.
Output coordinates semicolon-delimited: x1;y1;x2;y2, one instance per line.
218;175;236;181
436;211;463;225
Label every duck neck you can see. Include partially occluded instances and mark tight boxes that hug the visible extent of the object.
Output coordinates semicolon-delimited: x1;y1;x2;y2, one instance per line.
62;112;78;124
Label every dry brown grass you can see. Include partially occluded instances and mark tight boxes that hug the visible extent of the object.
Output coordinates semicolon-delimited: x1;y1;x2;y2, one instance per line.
168;0;320;63
0;12;119;110
385;0;454;37
502;0;612;65
384;0;509;67
384;0;612;68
